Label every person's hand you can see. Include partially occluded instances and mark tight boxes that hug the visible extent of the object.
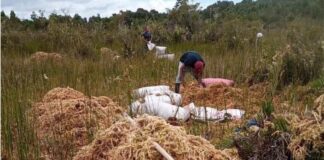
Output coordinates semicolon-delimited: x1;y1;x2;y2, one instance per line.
200;82;206;88
202;82;207;87
182;81;186;87
175;83;181;93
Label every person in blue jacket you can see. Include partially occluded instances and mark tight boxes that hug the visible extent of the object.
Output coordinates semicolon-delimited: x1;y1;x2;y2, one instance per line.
142;26;152;51
175;51;206;93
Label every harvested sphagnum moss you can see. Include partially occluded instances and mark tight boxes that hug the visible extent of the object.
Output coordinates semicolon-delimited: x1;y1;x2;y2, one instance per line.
30;87;124;160
42;87;85;102
74;115;235;160
28;51;63;63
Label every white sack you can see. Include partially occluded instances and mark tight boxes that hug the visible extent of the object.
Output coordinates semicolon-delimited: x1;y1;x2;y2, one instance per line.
222;109;245;119
134;85;170;98
193;107;245;121
129;100;194;121
168;92;182;106
144;94;182;106
130;101;144;114
155;46;167;55
147;41;156;51
157;54;175;60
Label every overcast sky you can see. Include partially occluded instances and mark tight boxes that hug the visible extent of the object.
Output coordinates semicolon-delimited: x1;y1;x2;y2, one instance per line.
1;0;242;19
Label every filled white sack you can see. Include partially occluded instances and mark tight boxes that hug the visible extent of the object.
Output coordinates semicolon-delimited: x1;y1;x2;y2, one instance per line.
193;107;245;121
167;92;182;106
147;41;156;51
157;54;175;60
193;107;224;121
133;86;182;105
129;100;194;121
155;46;167;55
222;109;245;119
144;94;182;106
133;85;170;98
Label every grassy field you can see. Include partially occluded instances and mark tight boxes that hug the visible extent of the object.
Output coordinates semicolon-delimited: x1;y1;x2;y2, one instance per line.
2;17;324;159
1;42;255;158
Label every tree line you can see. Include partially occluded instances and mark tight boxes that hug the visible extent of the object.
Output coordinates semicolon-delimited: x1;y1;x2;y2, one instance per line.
2;0;323;32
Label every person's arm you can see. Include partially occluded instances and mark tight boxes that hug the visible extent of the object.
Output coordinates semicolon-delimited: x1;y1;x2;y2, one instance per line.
178;63;185;83
195;72;206;88
175;62;185;93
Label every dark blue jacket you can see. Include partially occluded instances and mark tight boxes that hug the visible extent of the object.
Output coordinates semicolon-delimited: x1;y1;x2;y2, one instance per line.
142;31;152;41
180;51;205;68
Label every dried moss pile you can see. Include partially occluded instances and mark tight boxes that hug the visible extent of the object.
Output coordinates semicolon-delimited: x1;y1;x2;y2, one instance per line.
182;82;266;113
31;87;124;159
74;115;236;160
28;51;63;62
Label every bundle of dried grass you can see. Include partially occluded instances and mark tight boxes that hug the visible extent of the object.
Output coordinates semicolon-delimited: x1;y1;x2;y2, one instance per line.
31;87;124;159
28;51;63;62
287;94;324;160
221;148;240;160
182;82;266;113
42;87;85;102
100;47;120;60
182;83;242;106
74;115;235;160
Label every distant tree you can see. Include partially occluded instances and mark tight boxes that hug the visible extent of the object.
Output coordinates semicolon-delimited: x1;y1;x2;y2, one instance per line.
1;11;9;22
9;11;18;20
49;13;72;24
72;14;86;25
202;1;234;19
174;0;189;9
1;11;9;31
9;10;21;25
134;8;149;19
88;14;104;31
149;9;159;20
89;14;102;23
168;0;201;40
31;10;48;30
31;11;37;21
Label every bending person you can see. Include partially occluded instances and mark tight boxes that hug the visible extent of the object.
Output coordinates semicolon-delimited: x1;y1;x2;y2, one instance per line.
175;51;206;93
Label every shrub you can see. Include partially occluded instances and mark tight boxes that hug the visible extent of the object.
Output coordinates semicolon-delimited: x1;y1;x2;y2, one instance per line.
271;43;323;90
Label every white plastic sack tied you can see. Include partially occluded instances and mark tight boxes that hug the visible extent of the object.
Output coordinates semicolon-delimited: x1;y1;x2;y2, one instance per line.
147;41;156;51
130;100;194;121
144;94;182;106
133;86;182;105
133;85;170;98
192;106;245;122
157;54;175;61
155;46;167;55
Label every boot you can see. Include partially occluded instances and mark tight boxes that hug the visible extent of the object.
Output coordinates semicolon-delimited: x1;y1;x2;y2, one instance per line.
175;83;181;93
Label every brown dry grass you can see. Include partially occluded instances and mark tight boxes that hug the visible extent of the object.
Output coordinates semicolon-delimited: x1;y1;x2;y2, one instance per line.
100;47;119;59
